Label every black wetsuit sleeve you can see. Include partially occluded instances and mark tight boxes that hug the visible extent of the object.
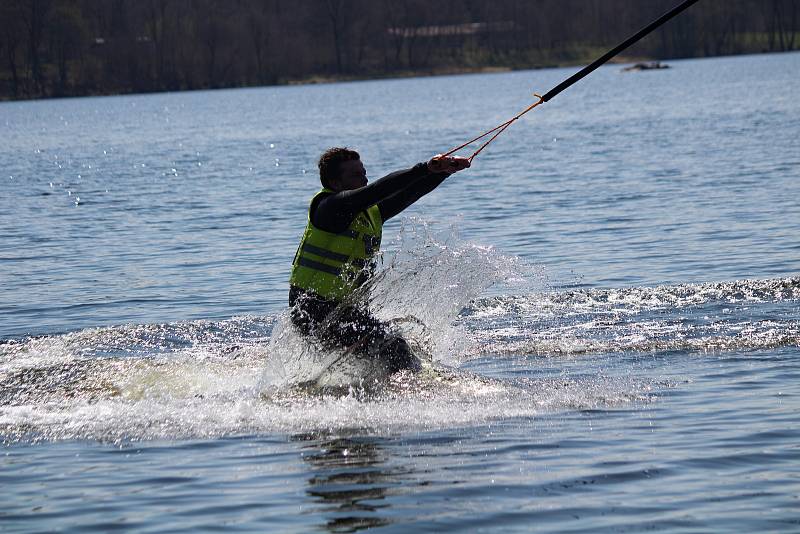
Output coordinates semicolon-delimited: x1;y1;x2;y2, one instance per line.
377;172;449;222
312;162;432;233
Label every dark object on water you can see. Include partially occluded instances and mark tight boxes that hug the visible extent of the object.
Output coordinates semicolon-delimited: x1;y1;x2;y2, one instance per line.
541;0;698;102
623;61;671;72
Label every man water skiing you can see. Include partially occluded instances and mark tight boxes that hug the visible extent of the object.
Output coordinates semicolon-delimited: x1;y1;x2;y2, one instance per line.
289;148;470;375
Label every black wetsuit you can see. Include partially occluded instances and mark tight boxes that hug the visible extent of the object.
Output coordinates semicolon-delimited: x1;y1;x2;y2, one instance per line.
289;162;449;372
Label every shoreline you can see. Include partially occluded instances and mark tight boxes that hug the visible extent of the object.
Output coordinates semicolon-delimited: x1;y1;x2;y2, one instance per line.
0;49;794;103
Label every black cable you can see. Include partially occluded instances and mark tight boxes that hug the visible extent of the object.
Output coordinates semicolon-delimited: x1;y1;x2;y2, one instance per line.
542;0;701;102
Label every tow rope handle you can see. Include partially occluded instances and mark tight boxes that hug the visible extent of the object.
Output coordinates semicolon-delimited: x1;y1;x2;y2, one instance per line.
443;0;701;162
443;94;544;163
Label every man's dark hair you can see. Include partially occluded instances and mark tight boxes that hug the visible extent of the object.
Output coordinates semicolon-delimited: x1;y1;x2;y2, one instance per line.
318;147;360;189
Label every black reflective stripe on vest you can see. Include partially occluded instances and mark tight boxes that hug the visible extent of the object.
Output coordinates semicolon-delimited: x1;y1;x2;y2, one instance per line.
301;243;350;263
297;256;342;276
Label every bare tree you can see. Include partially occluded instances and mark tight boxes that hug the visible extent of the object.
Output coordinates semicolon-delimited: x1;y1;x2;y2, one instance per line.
1;0;798;100
0;1;25;97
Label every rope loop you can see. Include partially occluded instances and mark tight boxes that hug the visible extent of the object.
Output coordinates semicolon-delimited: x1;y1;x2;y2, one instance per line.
444;93;545;162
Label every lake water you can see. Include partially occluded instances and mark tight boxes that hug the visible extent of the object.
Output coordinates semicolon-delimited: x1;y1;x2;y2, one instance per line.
2;52;799;532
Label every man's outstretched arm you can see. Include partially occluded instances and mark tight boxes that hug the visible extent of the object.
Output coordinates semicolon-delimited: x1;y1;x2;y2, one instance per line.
377;171;449;222
313;155;469;232
313;163;430;233
377;156;470;221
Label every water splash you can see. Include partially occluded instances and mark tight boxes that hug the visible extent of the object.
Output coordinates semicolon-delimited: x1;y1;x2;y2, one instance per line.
260;218;525;390
367;217;526;361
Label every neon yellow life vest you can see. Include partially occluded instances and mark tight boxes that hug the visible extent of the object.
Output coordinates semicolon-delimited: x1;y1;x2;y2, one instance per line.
289;188;383;301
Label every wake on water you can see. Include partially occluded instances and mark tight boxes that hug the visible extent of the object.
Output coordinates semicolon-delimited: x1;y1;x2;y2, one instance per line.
1;221;799;443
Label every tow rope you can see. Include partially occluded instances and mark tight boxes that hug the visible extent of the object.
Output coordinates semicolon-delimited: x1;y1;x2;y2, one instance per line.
444;0;701;162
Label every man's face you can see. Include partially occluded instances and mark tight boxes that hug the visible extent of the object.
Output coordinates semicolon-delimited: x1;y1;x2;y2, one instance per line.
332;159;368;191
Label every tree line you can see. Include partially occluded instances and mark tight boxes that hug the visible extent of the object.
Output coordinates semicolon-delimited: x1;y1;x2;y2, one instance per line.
1;0;797;100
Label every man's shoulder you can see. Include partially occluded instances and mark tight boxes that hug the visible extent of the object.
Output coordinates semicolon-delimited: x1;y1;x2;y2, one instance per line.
311;190;333;213
311;191;350;232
